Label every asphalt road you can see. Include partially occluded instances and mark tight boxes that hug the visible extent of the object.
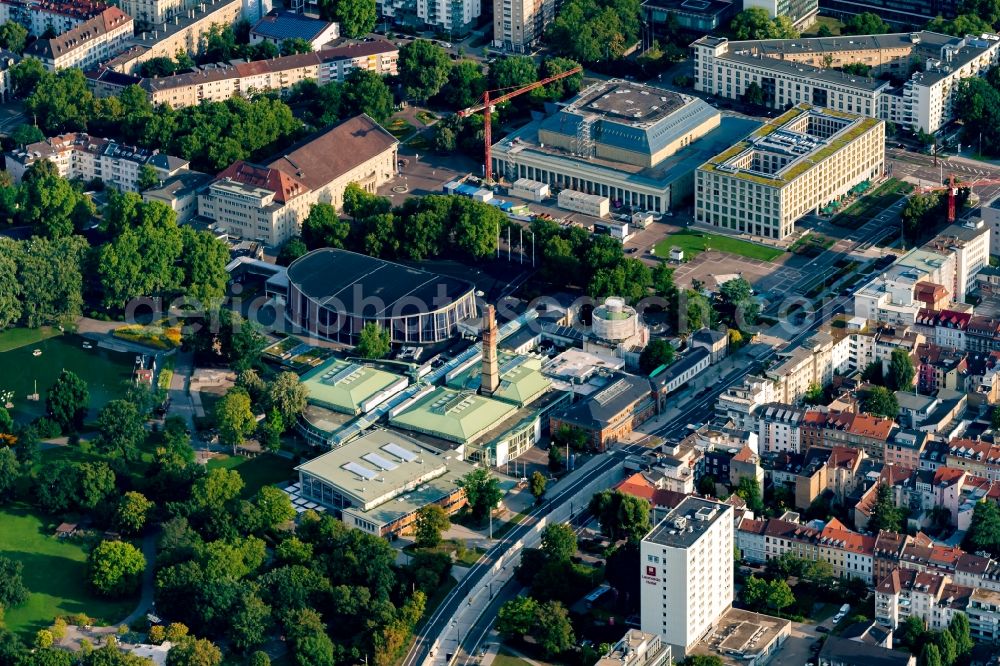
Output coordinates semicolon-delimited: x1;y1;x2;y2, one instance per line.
401;452;627;666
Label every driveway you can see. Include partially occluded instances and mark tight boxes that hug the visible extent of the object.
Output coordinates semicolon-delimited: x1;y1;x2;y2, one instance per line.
770;619;827;666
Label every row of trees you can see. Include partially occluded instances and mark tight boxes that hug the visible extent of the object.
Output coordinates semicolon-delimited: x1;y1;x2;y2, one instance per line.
953;67;1000;156
11;63;306;173
398;39;582;108
212;369;308;452
280;188;511;264
546;0;642;64
898;612;974;666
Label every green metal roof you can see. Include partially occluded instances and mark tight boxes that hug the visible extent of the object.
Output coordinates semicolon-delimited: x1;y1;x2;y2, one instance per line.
389;386;518;444
300;358;408;415
445;352;551;407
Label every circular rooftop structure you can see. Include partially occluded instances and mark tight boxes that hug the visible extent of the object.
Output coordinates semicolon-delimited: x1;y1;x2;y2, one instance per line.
592;297;639;341
286;249;477;345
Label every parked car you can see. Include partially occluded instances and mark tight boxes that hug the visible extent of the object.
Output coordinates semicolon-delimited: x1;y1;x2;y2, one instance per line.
816;626;830;634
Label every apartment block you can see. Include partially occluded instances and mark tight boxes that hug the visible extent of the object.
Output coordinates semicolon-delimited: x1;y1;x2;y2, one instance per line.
198;114;397;246
756;403;806;454
127;41;398;107
923;220;991;299
0;0;108;37
6;132;188;191
692;31;1000;134
742;0;818;29
695;104;884;240
119;0;244;71
25;5;133;70
596;630;672;666
801;411;897;460
492;0;556;52
641;497;733;658
876;568;973;632
378;0;481;35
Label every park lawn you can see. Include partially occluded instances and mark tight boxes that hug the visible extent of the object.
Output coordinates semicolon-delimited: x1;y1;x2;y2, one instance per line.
493;648;534;666
654;232;784;262
206;453;298;498
0;507;136;637
804;16;843;35
0;326;60;353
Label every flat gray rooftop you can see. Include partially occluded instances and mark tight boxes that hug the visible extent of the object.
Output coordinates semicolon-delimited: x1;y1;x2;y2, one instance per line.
645;496;729;549
571;81;687;123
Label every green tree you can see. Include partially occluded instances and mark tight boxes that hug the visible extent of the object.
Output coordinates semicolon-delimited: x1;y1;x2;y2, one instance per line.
765;579;794;611
868;483;903;533
534;600;574;657
229;592;272;652
260;408;283;452
280;37;314;56
249;652;271;666
536;57;583;101
717;277;759;329
735;477;764;515
266;372;308;425
546;0;642;63
682;656;724;666
589;490;651;543
935;630;957;666
949;612;974;657
540;523;576;562
399;39;451;103
684;290;715;332
0;21;27;53
18;166;91;237
639;338;675;374
0;447;20;503
496;596;539;638
46;369;89;433
899;615;927;651
742;81;765;107
0;557;29;608
138;164;160;191
729;8;799;39
277;237;308;266
530;470;547;501
992;405;1000;431
888;348;915;391
863;386;899;418
437;60;487;109
24;68;95;134
457;467;504;522
215;388;257;453
114;491;154;536
342;69;394;122
88;540;146;597
179;227;230;306
302;202;350;249
414;504;450;548
329;0;376;37
166;637;223;666
17;235;87;327
804;383;824;405
490;55;538;91
11;123;43;146
285;608;336;666
95;399;145;460
190;467;244;512
0;239;21;330
957;0;1000;25
920;643;942;666
843;11;891;34
356;322;391;359
962;499;1000;558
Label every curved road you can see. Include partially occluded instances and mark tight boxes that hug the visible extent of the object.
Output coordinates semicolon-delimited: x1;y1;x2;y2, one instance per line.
401;452;625;666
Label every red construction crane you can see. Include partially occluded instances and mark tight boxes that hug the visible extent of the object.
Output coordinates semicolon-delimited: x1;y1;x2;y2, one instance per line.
917;175;1000;221
457;65;583;183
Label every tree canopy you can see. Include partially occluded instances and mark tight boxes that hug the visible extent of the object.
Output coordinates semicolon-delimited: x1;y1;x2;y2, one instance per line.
862;386;899;419
963;499;1000;557
843;11;891;34
546;0;642;63
589;489;651;542
399;39;451;103
729;8;799;40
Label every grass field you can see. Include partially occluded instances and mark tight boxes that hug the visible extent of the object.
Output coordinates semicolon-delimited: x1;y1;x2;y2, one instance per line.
654;232;784;262
0;326;60;352
404;539;485;567
0;507;136;637
206;453;298;498
492;648;535;666
804;16;844;36
831;178;913;230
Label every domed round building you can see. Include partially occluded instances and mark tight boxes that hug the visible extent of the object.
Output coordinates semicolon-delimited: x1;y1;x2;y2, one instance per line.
286;248;477;345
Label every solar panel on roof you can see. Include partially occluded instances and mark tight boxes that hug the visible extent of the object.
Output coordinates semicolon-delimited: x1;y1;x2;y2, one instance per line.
343;461;377;480
382;442;418;462
363;452;398;471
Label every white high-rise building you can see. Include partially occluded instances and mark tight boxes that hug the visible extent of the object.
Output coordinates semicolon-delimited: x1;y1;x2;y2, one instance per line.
640;497;734;659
